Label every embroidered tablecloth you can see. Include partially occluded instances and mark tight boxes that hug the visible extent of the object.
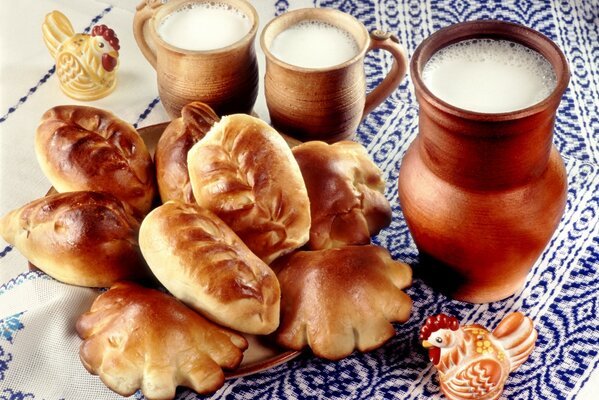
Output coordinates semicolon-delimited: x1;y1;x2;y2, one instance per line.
1;1;597;399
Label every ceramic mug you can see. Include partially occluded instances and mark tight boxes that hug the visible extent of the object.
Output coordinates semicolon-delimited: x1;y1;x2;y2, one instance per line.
398;20;570;303
133;0;259;118
260;8;408;143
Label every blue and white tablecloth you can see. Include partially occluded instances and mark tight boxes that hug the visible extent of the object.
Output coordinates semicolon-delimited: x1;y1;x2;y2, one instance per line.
0;1;597;399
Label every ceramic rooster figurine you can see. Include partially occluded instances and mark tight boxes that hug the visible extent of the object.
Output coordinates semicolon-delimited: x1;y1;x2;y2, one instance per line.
420;313;537;400
42;11;120;100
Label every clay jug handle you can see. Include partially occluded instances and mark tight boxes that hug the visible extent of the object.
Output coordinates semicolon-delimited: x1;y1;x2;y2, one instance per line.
363;30;408;117
133;0;161;69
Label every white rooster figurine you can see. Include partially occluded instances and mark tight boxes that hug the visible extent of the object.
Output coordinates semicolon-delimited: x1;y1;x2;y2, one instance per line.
42;11;120;100
420;313;537;400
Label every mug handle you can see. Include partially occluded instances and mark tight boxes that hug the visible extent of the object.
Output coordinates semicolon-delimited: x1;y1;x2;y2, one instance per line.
363;30;408;117
133;0;161;69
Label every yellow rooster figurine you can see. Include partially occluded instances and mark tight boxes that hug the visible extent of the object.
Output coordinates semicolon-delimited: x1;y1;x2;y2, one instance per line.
420;313;537;400
42;11;120;100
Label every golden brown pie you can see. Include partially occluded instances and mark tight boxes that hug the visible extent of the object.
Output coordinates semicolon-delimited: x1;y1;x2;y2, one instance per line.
35;105;156;216
187;113;311;264
155;102;220;203
0;191;148;287
292;140;391;249
139;200;280;334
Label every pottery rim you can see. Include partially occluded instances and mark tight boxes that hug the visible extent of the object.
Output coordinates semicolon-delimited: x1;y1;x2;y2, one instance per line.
149;0;259;55
410;20;570;121
260;7;370;73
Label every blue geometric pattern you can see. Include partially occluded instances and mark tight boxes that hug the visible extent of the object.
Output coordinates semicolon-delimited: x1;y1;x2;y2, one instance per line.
0;285;32;396
0;311;30;400
0;345;12;382
133;96;162;129
0;389;35;400
0;1;597;399
0;246;12;259
0;312;24;345
0;271;52;297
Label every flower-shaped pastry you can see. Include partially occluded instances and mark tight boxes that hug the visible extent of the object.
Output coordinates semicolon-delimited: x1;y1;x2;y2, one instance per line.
76;282;248;399
271;245;412;360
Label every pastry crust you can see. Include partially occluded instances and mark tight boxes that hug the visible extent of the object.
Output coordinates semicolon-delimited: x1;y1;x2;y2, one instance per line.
187;114;311;264
139;200;280;335
271;245;412;360
0;191;148;287
155;102;220;203
292;141;392;249
76;281;248;399
35;105;156;216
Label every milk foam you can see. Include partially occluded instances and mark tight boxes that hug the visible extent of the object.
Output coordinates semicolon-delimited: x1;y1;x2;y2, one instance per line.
158;2;251;51
270;20;359;68
422;39;557;113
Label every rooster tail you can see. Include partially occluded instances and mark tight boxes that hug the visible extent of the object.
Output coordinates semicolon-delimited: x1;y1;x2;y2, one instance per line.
492;312;537;372
42;11;75;59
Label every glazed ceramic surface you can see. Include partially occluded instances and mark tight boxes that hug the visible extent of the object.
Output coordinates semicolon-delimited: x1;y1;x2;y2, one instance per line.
260;8;407;143
133;0;259;118
399;20;570;303
42;11;120;100
420;313;537;400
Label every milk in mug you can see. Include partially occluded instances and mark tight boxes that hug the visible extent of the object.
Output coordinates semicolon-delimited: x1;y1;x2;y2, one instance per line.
422;39;557;113
157;2;252;51
269;20;359;68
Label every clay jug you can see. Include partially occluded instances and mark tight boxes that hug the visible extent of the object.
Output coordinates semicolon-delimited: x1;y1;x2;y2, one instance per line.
398;20;570;303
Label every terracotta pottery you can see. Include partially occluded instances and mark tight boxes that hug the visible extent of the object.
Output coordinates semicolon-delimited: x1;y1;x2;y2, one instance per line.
133;0;259;118
420;312;537;400
398;20;569;302
260;8;407;143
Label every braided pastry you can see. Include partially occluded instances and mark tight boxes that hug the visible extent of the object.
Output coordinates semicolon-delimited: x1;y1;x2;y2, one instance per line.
139;200;280;335
187;114;310;264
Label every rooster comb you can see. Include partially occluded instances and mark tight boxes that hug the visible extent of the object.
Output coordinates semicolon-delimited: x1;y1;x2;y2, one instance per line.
419;314;459;340
91;24;120;51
